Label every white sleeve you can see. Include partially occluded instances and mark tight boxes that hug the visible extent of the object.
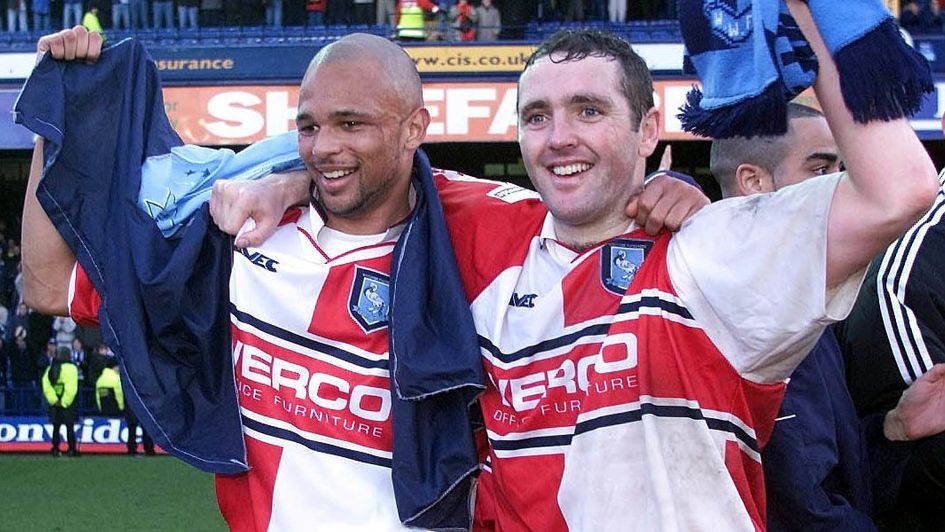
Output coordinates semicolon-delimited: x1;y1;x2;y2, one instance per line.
667;173;865;383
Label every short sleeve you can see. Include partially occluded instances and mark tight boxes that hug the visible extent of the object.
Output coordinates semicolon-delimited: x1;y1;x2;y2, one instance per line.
667;173;865;383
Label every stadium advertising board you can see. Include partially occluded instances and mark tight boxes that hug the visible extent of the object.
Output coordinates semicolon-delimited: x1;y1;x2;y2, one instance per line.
5;78;945;148
0;415;165;454
161;80;714;145
0;42;683;83
402;43;684;73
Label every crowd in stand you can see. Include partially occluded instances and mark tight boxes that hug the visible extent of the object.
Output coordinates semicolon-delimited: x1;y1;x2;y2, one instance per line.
901;0;945;34
3;0;678;38
0;218;114;415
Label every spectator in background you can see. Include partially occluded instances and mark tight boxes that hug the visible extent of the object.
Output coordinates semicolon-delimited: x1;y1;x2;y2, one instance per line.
63;0;83;27
475;0;500;40
234;0;261;25
112;0;130;28
43;347;79;457
116;361;155;456
395;0;439;40
0;302;8;340
630;0;661;20
33;0;53;30
7;0;28;32
200;0;223;26
129;0;146;28
12;263;23;314
85;342;109;390
352;0;372;24
563;0;583;21
264;0;283;27
328;0;352;24
447;0;475;41
95;357;154;458
152;0;172;29
8;302;28;342
95;357;123;417
608;0;626;23
2;238;20;309
82;5;104;32
178;0;198;28
376;0;393;25
8;327;35;387
306;0;326;25
39;338;57;377
52;315;76;350
900;0;944;34
62;0;82;28
70;337;87;384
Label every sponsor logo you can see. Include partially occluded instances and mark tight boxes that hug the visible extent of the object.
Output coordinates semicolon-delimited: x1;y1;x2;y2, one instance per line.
237;246;280;272
496;333;638;411
238;341;392;422
0;416;148;445
509;292;538;308
348;267;390;333
601;239;652;295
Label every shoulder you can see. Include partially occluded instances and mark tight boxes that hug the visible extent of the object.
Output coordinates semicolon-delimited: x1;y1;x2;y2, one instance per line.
433;168;546;246
434;168;544;219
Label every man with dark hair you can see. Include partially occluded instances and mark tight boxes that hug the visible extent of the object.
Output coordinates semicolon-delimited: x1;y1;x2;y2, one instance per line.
460;3;937;524
710;103;837;197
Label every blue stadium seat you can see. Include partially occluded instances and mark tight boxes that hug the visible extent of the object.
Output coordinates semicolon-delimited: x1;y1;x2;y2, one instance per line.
327;24;351;37
241;25;265;43
220;25;243;44
199;27;224;44
282;26;308;42
177;28;200;44
366;24;391;37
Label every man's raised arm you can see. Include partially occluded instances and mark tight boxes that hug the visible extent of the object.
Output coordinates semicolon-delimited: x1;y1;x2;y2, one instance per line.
21;28;104;316
787;0;939;287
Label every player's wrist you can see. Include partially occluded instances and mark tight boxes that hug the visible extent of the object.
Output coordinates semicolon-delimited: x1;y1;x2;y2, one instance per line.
883;408;909;441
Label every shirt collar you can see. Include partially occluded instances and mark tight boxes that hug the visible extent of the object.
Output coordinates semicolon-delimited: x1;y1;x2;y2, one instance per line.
538;212;639;252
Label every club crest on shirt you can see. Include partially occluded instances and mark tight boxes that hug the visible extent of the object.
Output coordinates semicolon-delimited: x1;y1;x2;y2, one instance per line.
349;267;391;333
601;239;652;295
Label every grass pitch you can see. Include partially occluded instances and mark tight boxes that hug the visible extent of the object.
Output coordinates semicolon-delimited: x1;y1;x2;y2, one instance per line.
0;454;226;531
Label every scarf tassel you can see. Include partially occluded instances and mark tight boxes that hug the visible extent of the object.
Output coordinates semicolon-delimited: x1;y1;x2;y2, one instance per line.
678;83;790;139
834;18;934;124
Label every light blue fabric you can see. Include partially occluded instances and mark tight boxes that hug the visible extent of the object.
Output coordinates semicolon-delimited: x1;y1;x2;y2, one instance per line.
138;131;304;237
678;0;932;138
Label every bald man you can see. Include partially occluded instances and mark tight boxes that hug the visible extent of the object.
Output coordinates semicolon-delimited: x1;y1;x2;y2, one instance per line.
22;30;449;530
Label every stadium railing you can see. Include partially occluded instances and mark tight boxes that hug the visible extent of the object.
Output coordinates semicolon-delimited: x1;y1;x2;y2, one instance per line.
1;384;101;417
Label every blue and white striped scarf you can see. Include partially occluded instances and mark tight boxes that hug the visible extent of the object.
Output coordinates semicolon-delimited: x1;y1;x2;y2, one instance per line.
678;0;933;138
